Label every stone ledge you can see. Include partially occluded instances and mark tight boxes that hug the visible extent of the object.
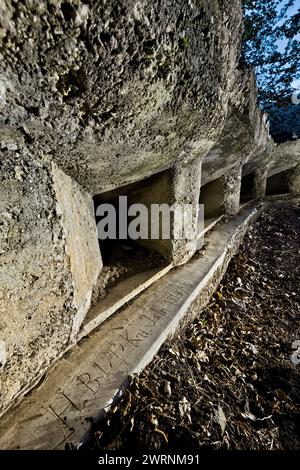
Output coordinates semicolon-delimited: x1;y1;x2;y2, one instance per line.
2;201;289;449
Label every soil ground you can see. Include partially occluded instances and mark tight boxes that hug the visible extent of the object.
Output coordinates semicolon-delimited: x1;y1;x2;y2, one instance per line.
88;201;300;450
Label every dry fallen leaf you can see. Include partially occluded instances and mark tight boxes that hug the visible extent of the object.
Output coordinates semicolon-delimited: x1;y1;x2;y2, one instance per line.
163;380;172;397
214;405;227;434
150;414;158;427
179;396;192;423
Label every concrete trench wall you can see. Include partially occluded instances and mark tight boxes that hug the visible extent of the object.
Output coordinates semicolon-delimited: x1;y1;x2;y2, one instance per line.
0;148;265;417
199;165;242;220
94;160;202;266
0;0;300;419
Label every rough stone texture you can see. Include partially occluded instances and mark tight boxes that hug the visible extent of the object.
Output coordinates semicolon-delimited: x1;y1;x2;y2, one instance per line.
222;165;242;215
201;71;272;185
240;166;268;202
289;165;300;195
253;167;268;199
266;142;300;195
170;158;202;265
51;163;102;337
269;140;300;176
0;0;299;420
0;153;101;416
0;152;73;415
0;0;243;193
115;157;201;266
200;164;242;217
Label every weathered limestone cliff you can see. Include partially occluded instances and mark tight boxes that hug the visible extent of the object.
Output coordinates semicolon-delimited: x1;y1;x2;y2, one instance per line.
0;0;299;419
0;0;242;191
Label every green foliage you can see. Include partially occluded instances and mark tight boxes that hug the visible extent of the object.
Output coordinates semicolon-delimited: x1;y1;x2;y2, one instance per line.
242;0;300;110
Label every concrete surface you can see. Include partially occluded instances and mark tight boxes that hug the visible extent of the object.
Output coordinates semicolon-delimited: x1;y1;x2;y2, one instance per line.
0;0;243;193
0;155;101;417
0;203;264;450
0;0;299;423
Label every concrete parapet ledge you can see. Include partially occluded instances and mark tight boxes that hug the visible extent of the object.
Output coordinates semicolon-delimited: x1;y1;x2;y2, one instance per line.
0;200;274;450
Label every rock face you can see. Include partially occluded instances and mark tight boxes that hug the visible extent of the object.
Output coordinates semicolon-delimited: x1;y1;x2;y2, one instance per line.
0;0;243;192
0;0;299;417
201;71;272;185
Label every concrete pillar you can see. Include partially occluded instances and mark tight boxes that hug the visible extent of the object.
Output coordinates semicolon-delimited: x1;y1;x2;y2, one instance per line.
289;165;300;195
52;163;103;338
170;158;202;266
223;165;242;215
253;166;268;199
128;158;202;266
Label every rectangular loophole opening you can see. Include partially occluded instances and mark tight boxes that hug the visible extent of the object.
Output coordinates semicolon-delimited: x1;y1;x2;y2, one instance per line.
93;175;171;303
81;172;172;336
266;170;290;196
240;171;255;203
199;175;224;220
197;175;225;245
